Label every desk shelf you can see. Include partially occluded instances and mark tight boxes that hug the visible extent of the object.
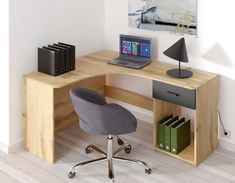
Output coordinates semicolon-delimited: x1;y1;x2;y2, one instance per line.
155;135;195;165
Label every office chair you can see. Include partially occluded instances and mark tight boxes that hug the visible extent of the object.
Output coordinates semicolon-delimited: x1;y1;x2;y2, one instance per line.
68;87;151;182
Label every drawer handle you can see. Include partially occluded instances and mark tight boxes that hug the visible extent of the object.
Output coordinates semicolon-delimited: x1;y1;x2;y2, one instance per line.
167;91;180;97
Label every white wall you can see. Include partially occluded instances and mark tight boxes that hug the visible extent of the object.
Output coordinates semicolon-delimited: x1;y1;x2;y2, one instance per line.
105;0;235;148
0;0;10;152
5;0;235;153
8;0;105;150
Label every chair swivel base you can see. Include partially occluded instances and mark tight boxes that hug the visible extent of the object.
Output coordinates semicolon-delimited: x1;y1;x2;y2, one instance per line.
68;136;151;182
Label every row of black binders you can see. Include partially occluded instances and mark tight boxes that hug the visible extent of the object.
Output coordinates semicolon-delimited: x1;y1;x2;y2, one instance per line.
38;42;76;76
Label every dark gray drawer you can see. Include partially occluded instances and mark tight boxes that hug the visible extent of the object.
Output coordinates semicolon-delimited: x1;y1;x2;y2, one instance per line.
153;81;196;109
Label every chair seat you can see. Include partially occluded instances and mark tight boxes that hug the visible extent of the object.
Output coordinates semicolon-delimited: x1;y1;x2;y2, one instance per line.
79;103;137;135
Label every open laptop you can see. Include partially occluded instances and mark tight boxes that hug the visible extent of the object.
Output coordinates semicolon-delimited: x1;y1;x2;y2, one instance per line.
108;34;152;69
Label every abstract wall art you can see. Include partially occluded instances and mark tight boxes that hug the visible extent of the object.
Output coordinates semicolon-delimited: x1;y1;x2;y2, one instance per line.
128;0;197;35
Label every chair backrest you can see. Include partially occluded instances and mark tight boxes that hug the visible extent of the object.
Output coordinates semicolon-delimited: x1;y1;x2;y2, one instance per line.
70;87;106;126
70;87;137;135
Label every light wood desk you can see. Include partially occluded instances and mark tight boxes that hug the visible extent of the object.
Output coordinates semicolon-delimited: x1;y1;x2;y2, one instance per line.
23;50;218;166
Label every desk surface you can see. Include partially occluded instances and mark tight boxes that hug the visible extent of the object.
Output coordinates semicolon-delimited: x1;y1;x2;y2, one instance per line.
25;50;218;90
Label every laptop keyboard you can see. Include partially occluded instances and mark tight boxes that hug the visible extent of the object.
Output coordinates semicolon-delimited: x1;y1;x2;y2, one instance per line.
117;61;128;65
114;58;143;64
117;60;145;68
109;57;150;69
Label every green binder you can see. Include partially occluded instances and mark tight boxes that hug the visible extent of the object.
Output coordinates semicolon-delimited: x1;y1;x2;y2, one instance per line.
157;114;173;149
164;116;181;152
171;119;191;154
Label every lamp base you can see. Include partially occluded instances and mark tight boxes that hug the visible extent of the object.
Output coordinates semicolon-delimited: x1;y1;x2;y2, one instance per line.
167;69;193;78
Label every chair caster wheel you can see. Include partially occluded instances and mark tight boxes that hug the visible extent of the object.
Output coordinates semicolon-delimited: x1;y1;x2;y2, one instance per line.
85;147;91;154
68;171;76;179
117;136;124;146
124;145;132;154
145;168;151;174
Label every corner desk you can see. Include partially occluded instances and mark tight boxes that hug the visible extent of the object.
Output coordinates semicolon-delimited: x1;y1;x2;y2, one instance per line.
23;50;219;166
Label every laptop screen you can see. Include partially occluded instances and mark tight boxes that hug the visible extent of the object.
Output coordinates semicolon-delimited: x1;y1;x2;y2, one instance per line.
120;35;151;60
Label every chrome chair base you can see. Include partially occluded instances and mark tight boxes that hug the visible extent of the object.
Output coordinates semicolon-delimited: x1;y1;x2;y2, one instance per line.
68;135;151;182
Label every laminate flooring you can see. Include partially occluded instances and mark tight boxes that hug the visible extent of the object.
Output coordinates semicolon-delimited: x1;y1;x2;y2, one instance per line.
0;121;235;183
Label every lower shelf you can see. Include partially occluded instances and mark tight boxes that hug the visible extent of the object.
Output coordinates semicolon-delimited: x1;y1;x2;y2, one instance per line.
155;136;195;166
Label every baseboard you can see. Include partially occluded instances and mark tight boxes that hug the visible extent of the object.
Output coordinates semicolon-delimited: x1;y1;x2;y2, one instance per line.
9;140;23;153
0;140;23;154
219;139;235;152
0;143;9;153
106;97;153;123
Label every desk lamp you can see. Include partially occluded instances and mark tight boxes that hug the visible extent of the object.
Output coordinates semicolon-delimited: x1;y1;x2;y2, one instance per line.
163;38;193;78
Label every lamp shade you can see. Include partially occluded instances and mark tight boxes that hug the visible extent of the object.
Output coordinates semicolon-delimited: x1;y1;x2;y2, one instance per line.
163;38;189;63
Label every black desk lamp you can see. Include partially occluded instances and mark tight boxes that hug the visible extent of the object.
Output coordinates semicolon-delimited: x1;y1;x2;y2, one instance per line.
163;38;193;78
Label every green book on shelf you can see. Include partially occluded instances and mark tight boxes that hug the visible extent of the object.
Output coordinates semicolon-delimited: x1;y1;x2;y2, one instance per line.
164;116;181;152
157;114;173;149
171;119;191;155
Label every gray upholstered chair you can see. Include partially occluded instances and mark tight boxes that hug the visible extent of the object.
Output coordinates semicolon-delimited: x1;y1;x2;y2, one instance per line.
68;87;151;182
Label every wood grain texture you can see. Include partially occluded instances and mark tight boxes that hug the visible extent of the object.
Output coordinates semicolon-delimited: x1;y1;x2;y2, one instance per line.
195;77;219;166
23;50;219;166
155;137;194;165
24;50;218;90
23;75;106;164
54;75;106;132
105;85;153;111
23;78;55;164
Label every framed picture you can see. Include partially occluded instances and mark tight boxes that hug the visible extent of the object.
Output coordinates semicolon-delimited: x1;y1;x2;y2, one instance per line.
128;0;197;35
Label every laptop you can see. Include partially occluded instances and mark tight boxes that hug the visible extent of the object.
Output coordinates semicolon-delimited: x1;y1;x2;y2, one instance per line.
108;34;152;69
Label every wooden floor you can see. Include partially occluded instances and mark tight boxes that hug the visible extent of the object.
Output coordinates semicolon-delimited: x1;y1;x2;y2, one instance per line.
1;121;235;183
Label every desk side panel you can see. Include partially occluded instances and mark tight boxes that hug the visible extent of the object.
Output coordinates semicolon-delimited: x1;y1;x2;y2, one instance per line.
23;77;54;164
54;75;106;132
195;77;219;165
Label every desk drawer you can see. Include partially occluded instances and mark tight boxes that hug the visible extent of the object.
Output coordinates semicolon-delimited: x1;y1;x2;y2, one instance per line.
153;81;196;109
